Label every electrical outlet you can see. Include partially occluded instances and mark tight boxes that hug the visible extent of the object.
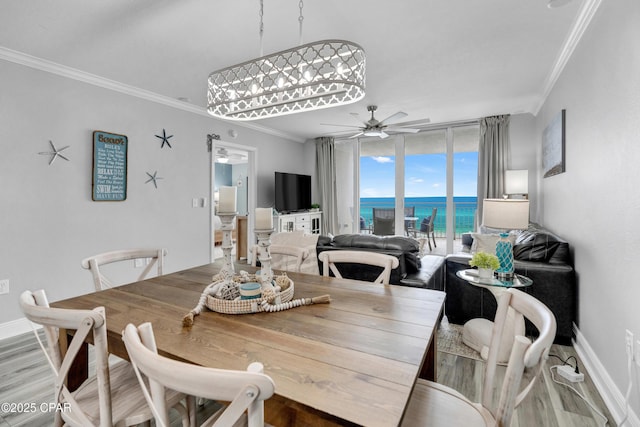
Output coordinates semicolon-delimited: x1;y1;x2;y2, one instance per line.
134;259;145;268
192;198;198;208
0;279;9;295
626;330;634;358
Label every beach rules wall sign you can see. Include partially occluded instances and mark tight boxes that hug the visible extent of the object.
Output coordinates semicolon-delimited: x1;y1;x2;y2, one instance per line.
92;130;128;201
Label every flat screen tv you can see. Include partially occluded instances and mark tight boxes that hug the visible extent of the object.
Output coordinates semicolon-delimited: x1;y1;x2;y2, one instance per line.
275;172;311;213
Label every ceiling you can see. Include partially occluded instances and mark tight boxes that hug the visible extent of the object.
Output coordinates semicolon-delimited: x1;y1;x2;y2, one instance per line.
0;0;588;143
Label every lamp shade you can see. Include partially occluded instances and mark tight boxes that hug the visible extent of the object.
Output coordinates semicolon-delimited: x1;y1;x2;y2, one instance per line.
505;170;529;195
482;199;530;230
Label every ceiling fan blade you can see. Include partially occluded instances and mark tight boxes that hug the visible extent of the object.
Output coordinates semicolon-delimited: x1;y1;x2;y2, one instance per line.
385;126;421;133
320;123;362;129
379;111;408;125
349;132;365;139
379;131;389;139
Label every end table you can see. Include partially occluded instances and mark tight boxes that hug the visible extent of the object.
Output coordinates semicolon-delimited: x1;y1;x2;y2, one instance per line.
456;269;533;363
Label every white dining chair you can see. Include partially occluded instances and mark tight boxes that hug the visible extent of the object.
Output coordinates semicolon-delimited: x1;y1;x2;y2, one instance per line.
401;288;557;427
251;244;309;272
19;289;190;427
318;250;399;285
122;322;276;427
81;248;167;291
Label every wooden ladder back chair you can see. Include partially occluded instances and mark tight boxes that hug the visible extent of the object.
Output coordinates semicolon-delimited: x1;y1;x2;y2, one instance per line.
81;248;167;291
251;244;309;272
402;288;557;427
318;250;400;285
122;322;276;427
19;290;189;427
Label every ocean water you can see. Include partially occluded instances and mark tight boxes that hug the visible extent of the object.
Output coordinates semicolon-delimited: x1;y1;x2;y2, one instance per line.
360;196;477;236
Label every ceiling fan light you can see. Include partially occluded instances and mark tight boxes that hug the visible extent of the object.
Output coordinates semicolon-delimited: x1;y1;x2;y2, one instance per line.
216;157;229;164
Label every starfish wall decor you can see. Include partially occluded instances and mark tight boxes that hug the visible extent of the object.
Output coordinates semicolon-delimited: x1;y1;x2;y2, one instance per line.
145;171;163;188
155;129;173;148
38;140;70;165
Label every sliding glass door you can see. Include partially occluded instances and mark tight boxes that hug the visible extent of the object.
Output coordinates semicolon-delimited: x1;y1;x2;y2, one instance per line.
403;130;447;245
354;123;479;254
359;138;396;235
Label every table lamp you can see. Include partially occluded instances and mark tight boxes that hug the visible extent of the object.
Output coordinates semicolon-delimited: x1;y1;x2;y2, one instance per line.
505;170;529;199
482;199;530;279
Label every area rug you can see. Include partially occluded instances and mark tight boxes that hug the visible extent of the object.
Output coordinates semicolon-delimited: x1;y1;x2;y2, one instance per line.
437;318;483;361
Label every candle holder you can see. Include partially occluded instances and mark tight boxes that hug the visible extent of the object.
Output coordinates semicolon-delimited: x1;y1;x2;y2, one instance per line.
217;211;237;278
255;228;275;285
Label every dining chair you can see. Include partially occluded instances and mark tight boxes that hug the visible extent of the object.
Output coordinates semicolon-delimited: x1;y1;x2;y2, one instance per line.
318;250;400;285
122;322;275;427
251;244;309;272
408;207;437;253
19;289;190;427
81;248;167;291
401;288;556;427
403;206;416;236
372;207;395;236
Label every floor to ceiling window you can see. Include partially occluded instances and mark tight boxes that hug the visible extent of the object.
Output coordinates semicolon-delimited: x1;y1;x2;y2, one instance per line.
359;138;396;234
351;123;479;254
403;129;447;242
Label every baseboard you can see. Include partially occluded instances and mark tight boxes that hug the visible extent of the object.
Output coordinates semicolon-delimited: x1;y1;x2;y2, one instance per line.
0;317;40;341
573;323;640;427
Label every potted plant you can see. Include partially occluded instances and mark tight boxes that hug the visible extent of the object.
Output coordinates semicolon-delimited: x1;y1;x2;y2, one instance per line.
310;203;320;212
469;251;500;279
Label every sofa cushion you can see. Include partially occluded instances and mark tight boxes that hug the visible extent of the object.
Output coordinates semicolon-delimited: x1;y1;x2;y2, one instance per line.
513;224;570;264
401;255;445;290
470;233;516;254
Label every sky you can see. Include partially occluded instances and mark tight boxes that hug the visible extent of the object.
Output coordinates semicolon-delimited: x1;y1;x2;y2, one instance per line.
360;152;478;198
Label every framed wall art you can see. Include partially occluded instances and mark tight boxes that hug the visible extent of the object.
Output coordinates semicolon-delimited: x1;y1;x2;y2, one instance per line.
542;109;566;178
92;130;128;201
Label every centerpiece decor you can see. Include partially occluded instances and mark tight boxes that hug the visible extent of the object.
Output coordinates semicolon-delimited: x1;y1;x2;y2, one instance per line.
469;251;500;280
182;205;330;326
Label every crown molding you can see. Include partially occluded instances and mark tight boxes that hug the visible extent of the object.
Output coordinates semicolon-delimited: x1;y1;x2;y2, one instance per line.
532;0;602;115
0;46;304;143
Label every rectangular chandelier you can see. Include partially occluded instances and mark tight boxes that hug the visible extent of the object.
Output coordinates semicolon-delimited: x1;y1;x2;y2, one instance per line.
207;39;366;121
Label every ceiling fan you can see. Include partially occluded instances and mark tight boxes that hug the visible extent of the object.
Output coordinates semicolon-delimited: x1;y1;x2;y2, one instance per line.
322;105;425;139
215;147;246;164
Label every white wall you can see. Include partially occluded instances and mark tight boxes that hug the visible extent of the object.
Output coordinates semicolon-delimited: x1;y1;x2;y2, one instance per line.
0;59;308;324
534;0;640;422
509;113;539;220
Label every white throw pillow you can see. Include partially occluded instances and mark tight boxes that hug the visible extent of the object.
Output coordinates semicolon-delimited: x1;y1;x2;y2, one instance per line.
471;233;516;254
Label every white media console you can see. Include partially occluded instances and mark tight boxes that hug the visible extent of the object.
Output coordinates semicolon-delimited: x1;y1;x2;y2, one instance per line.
277;211;322;234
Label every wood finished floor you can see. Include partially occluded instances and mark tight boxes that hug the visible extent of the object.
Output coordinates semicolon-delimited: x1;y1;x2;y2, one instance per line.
0;327;615;426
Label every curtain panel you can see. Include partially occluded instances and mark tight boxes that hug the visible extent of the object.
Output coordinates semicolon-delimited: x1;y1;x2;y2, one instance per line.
477;115;510;225
315;137;339;235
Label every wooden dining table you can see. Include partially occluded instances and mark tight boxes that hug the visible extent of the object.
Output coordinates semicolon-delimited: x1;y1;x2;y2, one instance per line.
52;262;445;427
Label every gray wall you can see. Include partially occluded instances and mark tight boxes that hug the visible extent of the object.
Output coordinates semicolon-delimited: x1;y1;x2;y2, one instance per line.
0;59;310;324
533;0;640;421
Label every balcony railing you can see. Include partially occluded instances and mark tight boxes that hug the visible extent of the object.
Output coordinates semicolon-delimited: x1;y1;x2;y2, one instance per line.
360;199;477;238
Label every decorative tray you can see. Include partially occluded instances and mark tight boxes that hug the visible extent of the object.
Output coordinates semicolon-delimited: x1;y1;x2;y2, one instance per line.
183;271;330;326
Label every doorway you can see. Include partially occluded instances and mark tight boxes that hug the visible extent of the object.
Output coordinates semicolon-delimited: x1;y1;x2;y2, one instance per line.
210;139;257;263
